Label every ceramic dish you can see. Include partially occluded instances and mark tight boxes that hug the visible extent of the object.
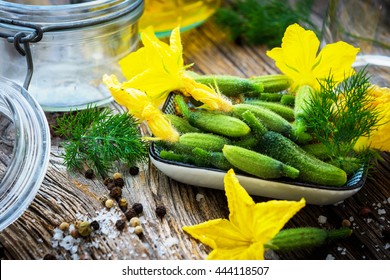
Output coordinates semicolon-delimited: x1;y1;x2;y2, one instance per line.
149;94;367;206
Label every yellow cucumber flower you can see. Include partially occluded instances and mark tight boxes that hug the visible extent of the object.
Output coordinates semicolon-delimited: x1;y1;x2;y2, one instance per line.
183;169;306;260
354;85;390;152
267;23;360;91
119;26;232;111
103;74;180;142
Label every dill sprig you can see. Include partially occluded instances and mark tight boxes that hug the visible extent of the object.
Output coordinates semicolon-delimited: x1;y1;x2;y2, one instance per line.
55;106;148;177
303;69;382;170
213;0;319;47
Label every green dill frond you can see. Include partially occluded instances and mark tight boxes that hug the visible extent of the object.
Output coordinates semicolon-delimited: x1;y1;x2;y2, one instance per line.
55;106;148;177
302;69;382;171
213;0;319;47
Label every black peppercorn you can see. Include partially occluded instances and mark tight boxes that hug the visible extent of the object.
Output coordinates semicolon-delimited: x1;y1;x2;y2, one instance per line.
91;220;100;231
129;166;139;176
43;253;57;260
114;177;125;188
115;219;126;231
132;203;143;214
84;169;94;179
359;207;372;218
125;208;137;221
109;186;122;200
103;177;114;186
155;205;167;219
106;181;116;191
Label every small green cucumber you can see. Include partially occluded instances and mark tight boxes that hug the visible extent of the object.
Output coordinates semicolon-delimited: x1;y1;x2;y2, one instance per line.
267;227;352;250
222;145;299;179
233;103;292;137
240;110;268;137
178;132;230;152
245;100;295;121
194;75;263;97
192;147;233;171
250;74;292;93
165;114;201;133
280;94;295;107
159;150;199;165
258;131;347;186
187;110;251;138
302;142;331;160
294;85;314;120
259;92;283;102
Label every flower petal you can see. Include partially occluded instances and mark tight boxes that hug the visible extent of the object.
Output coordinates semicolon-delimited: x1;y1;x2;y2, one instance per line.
252;198;306;242
267;23;319;88
313;42;359;83
224;169;255;240
207;241;265;260
182;218;249;250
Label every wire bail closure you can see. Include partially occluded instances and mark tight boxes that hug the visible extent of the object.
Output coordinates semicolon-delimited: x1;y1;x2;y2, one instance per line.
0;19;43;90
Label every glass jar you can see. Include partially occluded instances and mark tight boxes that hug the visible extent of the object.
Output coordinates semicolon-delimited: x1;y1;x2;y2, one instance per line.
0;76;51;231
322;0;390;87
0;0;144;112
139;0;221;38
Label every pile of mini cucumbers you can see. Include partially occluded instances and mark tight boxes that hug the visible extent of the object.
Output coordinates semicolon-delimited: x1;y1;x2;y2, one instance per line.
157;74;349;187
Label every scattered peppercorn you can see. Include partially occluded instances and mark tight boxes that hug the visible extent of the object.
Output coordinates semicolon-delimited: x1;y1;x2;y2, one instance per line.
70;229;79;238
74;220;82;229
43;253;57;260
84;168;94;179
132;203;143;215
114;177;125;188
78;221;92;237
115;219;126;231
59;222;70;231
129;166;139;176
119;198;128;208
129;217;140;227
103;177;114;186
113;172;123;180
106;181;116;191
125;208;137;221
105;199;115;209
359;207;372;218
99;195;108;205
90;220;100;231
134;225;143;236
341;219;351;228
155;205;167;219
110;186;122;200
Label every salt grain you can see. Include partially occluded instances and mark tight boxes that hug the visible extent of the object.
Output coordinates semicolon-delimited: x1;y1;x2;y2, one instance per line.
325;254;335;260
318;215;327;224
378;209;386;215
165;237;179;248
196;194;204;202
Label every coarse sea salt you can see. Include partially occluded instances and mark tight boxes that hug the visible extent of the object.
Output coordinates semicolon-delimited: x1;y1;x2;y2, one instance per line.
325;254;335;260
318;215;327;224
196;193;204;202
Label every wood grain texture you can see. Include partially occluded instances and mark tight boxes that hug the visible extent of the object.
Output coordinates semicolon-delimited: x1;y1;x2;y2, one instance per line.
1;2;389;260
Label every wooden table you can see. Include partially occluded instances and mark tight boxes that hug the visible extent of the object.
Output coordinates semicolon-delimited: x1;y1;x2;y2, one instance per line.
1;12;390;261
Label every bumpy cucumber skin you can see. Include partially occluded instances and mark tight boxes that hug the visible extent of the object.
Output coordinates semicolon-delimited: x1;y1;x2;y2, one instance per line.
194;75;263;97
192;147;232;171
233;104;292;137
179;132;230;152
280;94;295;107
258;131;347;186
245;100;295;121
250;74;292;93
269;227;352;250
222;145;299;179
188;110;251;138
165;114;200;133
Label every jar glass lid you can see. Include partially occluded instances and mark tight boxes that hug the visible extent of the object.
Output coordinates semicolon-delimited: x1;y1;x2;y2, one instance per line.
0;76;50;231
